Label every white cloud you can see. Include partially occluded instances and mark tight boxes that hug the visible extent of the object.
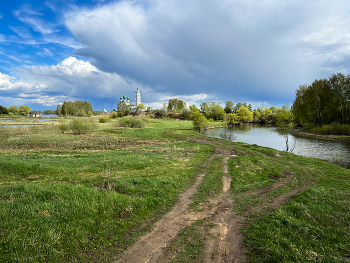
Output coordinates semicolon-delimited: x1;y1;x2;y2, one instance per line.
15;16;57;35
0;57;212;108
37;48;53;57
64;0;350;105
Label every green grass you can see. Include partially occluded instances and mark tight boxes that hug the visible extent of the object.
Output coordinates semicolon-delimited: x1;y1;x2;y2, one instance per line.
0;118;215;262
190;156;225;210
246;187;350;262
162;218;215;262
226;139;350;262
1;117;350;262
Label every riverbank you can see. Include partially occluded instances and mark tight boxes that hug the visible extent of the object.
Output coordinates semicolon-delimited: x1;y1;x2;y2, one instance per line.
290;128;350;141
0;118;349;262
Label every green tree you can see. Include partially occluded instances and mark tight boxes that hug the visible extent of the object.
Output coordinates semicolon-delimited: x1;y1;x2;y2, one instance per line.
227;113;239;126
204;101;226;121
136;103;145;112
0;105;9;115
233;102;243;112
270;106;277;114
189;104;199;113
167;98;185;112
255;107;273;123
276;107;295;152
117;101;131;117
236;106;253;124
19;106;31;116
181;108;191;119
200;102;208;112
55;105;62;116
8;106;19;115
189;112;209;133
224;101;234;113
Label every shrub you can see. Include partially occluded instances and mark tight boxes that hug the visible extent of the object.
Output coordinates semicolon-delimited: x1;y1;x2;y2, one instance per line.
87;111;93;117
76;110;87;117
70;118;96;134
119;116;146;128
111;112;118;118
130;118;146;128
99;117;108;123
58;121;70;133
119;116;132;127
190;112;208;132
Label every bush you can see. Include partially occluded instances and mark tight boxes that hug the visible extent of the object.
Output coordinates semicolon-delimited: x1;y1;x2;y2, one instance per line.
310;123;350;136
87;111;93;117
70;118;96;134
99;117;108;123
119;116;146;128
111;112;118;118
76;110;87;117
58;121;70;133
190;112;208;132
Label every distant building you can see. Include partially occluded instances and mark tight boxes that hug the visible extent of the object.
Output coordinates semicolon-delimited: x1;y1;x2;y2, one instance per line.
119;87;143;111
29;112;39;117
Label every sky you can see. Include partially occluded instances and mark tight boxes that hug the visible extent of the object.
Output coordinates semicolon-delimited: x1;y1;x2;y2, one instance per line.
1;0;350;111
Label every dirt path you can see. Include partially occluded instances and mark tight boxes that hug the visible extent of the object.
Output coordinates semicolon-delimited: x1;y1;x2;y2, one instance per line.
115;149;311;263
202;156;247;263
115;172;207;263
115;152;220;263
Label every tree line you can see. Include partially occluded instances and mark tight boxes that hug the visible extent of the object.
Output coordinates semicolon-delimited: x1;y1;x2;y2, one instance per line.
56;101;94;117
0;105;31;116
292;72;350;125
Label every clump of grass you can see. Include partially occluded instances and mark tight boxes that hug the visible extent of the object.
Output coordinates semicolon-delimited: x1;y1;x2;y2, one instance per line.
70;118;97;134
99;117;108;123
111;112;118;118
305;122;350;136
58;120;70;133
119;116;146;128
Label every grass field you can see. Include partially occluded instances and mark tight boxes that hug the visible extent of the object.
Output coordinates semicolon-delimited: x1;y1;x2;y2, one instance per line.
0;117;349;262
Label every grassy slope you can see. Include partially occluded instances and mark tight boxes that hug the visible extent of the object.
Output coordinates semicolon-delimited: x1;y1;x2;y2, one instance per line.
228;144;350;262
0;118;349;262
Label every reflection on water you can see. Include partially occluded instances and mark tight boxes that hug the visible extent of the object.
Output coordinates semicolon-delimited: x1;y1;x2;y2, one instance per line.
203;123;350;169
1;125;42;128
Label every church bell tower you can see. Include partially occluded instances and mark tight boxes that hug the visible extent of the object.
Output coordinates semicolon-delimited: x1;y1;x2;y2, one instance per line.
135;87;141;107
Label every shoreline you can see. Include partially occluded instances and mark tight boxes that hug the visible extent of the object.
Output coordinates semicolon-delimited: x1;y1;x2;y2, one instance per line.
290;129;350;141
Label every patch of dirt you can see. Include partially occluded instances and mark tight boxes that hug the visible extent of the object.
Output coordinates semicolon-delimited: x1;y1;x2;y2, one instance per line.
231;149;243;156
214;148;231;156
115;150;248;263
115;173;207;263
202;168;247;263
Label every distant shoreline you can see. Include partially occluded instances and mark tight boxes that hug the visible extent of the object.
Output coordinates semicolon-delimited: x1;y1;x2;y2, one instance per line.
290;129;350;141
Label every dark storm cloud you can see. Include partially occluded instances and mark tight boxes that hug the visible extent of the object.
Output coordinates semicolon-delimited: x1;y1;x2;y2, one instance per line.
63;0;350;106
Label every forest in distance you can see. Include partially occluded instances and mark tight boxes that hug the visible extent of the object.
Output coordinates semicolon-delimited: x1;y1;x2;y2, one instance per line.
1;72;350;136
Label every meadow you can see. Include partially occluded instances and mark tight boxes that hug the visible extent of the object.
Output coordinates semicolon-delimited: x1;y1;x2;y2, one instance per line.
0;117;349;262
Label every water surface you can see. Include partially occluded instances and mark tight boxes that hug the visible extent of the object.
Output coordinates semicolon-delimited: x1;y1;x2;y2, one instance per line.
1;124;42;128
203;124;350;169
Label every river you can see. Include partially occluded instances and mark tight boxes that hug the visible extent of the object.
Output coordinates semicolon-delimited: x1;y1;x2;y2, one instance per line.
203;123;350;169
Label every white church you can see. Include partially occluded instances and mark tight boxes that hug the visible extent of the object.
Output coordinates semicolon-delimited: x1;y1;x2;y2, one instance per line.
103;87;142;114
119;87;142;111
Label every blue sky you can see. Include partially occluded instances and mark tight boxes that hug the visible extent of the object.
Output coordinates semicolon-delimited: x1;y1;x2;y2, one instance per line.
1;0;350;111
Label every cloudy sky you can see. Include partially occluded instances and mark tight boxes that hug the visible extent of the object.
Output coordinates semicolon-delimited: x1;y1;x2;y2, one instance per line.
1;0;350;111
